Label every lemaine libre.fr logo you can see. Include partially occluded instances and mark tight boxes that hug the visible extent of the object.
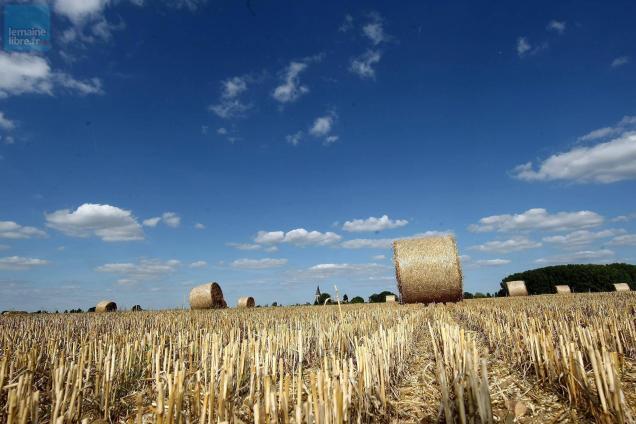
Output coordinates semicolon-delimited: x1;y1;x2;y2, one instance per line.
3;4;51;52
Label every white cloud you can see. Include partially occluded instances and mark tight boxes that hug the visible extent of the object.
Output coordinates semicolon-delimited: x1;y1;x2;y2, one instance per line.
341;230;452;249
543;229;624;246
546;20;566;34
143;217;161;227
0;51;102;98
343;214;408;232
516;37;531;56
96;258;180;281
535;249;614;265
189;260;207;268
372;254;386;260
474;259;510;267
611;56;630;68
0;256;49;270
227;242;262;250
291;262;391;282
45;203;144;241
161;212;181;228
0;221;47;239
272;61;310;103
217;127;227;135
0;112;15;131
350;50;381;79
609;234;636;246
254;229;342;246
363;20;386;45
469;237;542;253
339;14;354;32
325;135;339;145
209;76;251;119
286;131;303;146
309;112;336;137
514;132;636;183
611;213;636;223
231;258;288;269
194;223;205;230
54;0;109;24
469;208;603;233
577;116;636;142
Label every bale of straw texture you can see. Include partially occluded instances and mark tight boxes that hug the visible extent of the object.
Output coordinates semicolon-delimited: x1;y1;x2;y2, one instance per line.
189;282;227;309
506;280;528;297
614;283;631;292
385;295;397;303
393;235;463;304
555;285;571;294
95;300;117;312
237;296;255;308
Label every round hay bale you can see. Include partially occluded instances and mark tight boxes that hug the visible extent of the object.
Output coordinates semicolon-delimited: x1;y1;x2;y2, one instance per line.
189;282;227;309
506;281;528;297
614;283;631;292
393;235;463;304
95;300;117;312
237;296;255;308
385;294;397;303
555;285;571;294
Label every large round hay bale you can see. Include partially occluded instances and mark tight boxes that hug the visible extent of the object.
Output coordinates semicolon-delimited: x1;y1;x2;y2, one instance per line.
189;282;227;309
393;235;463;304
555;285;571;294
95;300;117;312
385;295;397;303
237;296;255;308
614;283;631;292
506;281;528;297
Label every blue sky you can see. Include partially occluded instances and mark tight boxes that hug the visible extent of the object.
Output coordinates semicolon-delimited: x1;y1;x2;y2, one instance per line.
1;0;635;311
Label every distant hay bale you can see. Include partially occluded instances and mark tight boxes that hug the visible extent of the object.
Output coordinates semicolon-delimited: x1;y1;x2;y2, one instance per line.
189;282;227;310
393;235;463;304
95;300;117;312
506;281;528;297
385;295;397;303
237;296;255;308
555;285;571;294
614;283;631;292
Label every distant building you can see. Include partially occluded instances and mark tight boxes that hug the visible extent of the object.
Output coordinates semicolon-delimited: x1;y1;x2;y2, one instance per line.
315;285;321;304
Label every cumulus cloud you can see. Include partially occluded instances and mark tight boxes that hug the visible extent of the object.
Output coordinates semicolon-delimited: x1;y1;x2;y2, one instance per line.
577;116;636;142
96;258;180;281
546;20;566;34
543;229;624;246
469;237;542;253
293;262;391;280
194;223;205;230
350;50;382;79
254;229;342;246
362;13;387;45
54;0;109;24
0;221;47;239
143;217;161;227
469;208;603;233
516;37;531;56
608;234;636;246
272;60;313;104
231;258;288;269
142;212;180;228
227;242;262;250
0;112;15;131
209;75;251;119
339;14;354;32
341;231;452;249
286;131;303;146
0;51;102;98
45;203;144;241
342;214;408;232
513;132;636;183
611;56;630;68
474;258;510;267
0;256;49;270
189;260;207;268
535;249;615;265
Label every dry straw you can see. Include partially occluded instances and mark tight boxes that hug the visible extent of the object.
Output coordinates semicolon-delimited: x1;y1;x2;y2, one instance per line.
393;235;463;304
506;281;528;297
189;282;227;309
237;296;255;308
555;285;571;294
385;295;397;303
613;283;631;292
95;300;117;312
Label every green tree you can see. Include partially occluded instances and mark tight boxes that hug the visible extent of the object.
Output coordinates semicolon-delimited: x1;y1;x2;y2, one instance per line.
350;296;365;304
368;291;398;303
314;293;332;305
463;292;474;299
342;294;349;303
474;292;487;298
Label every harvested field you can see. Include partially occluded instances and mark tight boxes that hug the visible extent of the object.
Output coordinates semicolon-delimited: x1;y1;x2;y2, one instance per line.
1;293;635;423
